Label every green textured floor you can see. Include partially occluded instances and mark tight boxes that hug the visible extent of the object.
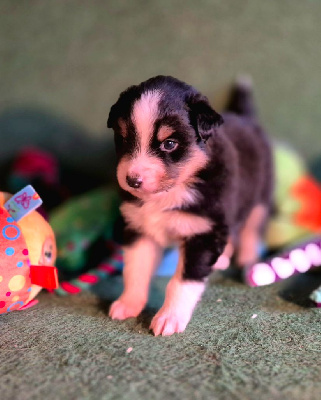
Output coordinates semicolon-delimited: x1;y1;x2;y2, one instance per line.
1;273;321;400
1;1;321;399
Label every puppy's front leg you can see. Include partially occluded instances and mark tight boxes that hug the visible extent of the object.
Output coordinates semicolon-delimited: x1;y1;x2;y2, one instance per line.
150;230;227;336
109;235;162;320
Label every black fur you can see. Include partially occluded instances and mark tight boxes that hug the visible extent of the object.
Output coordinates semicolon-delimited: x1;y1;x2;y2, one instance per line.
108;75;274;282
183;217;228;280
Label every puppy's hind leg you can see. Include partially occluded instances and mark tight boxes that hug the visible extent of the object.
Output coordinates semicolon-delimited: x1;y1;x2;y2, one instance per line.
213;237;234;270
236;204;268;267
109;236;162;320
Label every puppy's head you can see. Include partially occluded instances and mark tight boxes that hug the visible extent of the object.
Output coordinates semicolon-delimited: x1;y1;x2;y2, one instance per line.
107;76;223;199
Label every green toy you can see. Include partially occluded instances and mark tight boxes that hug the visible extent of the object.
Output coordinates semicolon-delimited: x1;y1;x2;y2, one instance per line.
50;186;120;274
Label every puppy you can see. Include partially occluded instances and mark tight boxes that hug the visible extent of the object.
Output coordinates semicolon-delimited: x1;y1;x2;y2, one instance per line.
107;76;273;336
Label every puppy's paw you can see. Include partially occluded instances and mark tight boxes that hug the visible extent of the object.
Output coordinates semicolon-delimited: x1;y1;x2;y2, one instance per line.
109;297;145;320
150;307;191;336
213;254;230;270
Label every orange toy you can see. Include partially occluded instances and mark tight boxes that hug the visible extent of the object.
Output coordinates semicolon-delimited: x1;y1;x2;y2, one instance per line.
0;186;58;314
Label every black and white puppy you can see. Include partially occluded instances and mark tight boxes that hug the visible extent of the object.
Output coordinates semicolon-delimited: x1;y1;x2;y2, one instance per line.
107;76;273;336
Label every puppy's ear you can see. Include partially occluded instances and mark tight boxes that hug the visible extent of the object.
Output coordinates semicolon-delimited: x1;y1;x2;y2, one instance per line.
107;102;120;129
187;94;224;142
107;84;141;129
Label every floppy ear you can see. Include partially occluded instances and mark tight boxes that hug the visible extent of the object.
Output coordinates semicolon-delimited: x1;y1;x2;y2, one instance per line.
107;84;141;129
187;94;224;142
107;102;120;129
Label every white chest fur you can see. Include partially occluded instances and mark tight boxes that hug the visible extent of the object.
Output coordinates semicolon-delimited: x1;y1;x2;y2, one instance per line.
120;191;212;247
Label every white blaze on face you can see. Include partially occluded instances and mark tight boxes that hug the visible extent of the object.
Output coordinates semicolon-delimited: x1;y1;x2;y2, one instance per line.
132;90;162;152
120;90;167;195
117;89;208;199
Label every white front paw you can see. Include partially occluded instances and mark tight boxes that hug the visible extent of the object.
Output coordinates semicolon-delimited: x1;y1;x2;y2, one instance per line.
150;307;191;336
109;297;145;320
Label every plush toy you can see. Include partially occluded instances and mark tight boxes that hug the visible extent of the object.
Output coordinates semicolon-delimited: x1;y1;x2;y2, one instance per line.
265;144;321;249
0;185;58;314
244;144;321;305
49;186;121;275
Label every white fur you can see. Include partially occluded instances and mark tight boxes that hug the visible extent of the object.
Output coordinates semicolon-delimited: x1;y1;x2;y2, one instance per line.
132;90;162;152
150;257;205;336
117;154;167;195
118;90;168;194
150;280;205;336
120;187;212;247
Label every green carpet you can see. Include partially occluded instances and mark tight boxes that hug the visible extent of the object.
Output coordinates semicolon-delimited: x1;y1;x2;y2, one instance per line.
1;272;320;400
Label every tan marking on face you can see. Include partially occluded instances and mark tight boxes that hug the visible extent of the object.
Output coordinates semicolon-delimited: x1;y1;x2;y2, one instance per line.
127;153;167;194
132;90;162;152
118;138;208;204
117;90;167;196
124;143;208;202
119;91;208;201
117;155;131;192
177;146;209;186
117;153;168;196
118;118;128;137
157;126;175;142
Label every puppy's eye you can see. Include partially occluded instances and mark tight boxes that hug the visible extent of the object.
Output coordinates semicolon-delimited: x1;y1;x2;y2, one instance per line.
160;139;178;152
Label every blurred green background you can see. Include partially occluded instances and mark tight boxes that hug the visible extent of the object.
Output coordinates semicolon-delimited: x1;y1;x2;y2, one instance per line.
0;0;320;177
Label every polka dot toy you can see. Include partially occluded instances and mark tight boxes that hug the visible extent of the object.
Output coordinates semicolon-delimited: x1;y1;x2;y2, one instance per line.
0;187;58;314
0;207;32;313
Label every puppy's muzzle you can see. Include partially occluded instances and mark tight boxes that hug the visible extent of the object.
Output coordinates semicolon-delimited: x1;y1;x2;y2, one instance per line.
126;174;143;189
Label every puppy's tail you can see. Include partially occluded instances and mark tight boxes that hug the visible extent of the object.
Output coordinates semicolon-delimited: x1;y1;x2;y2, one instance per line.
225;75;257;119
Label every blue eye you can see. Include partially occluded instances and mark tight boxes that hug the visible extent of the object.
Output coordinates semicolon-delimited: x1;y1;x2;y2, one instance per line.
160;139;178;152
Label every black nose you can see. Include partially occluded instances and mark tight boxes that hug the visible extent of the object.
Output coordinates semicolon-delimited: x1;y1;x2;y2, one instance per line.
126;175;142;189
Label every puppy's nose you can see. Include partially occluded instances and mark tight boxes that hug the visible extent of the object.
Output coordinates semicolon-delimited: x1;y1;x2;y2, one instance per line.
126;175;142;189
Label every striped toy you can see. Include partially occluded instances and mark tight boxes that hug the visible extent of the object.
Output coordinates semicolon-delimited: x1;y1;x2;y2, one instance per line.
245;237;321;306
